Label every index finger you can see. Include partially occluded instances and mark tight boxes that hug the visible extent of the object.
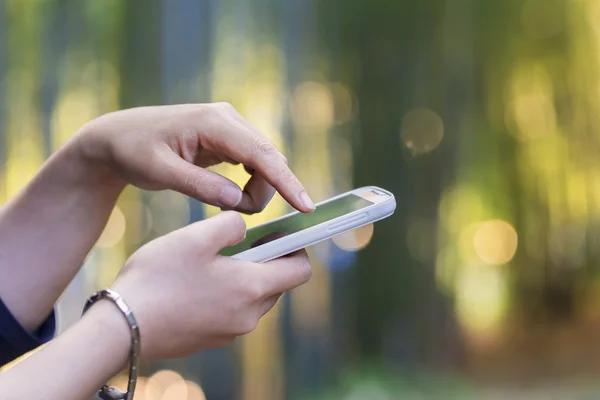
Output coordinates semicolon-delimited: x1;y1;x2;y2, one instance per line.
214;114;316;213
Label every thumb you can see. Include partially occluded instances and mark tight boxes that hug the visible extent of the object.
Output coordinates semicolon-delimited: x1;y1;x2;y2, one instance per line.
172;211;247;253
162;150;244;209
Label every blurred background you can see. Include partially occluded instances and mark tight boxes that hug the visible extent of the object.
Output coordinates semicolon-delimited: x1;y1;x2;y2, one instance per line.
3;0;600;399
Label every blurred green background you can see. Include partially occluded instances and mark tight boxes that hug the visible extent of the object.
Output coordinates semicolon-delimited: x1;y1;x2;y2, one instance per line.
3;0;600;399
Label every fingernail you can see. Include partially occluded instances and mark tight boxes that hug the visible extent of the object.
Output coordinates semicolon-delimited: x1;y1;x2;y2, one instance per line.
219;186;243;208
299;191;316;211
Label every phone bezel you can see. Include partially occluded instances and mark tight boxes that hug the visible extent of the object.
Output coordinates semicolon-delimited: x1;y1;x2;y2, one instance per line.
231;186;396;263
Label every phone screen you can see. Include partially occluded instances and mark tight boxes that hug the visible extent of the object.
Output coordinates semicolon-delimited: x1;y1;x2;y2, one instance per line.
219;194;374;256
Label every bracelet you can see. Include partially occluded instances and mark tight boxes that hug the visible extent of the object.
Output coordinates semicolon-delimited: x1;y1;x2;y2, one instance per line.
82;288;140;400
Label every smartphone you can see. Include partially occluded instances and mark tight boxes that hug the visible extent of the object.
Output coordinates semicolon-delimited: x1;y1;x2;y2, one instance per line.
220;186;396;262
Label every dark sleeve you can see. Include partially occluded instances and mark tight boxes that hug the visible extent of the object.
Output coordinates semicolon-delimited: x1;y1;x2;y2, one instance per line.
0;298;56;367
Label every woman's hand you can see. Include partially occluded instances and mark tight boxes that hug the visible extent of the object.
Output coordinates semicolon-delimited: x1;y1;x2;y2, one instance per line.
74;103;315;214
111;211;312;361
0;211;311;399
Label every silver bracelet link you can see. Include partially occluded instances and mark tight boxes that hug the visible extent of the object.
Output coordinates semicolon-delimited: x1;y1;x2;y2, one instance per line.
82;288;141;400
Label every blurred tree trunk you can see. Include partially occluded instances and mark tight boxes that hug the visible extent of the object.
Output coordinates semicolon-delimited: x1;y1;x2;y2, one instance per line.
339;0;463;371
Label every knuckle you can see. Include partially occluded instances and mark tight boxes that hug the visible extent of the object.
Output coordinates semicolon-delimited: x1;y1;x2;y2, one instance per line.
253;137;280;159
244;280;265;302
192;103;214;119
255;201;268;213
183;173;218;197
277;165;297;185
214;101;236;114
248;198;270;214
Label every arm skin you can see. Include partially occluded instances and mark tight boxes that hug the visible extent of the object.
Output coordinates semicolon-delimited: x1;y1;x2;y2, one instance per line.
0;301;131;400
0;138;125;331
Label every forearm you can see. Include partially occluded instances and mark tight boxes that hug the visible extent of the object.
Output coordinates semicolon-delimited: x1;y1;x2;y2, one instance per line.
0;136;125;330
0;301;130;400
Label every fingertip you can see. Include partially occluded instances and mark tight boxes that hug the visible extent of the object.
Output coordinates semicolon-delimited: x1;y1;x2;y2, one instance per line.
219;210;246;231
212;211;247;247
298;191;316;213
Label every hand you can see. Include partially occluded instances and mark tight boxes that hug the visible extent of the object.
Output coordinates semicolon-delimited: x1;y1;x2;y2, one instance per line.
110;211;312;361
74;103;315;214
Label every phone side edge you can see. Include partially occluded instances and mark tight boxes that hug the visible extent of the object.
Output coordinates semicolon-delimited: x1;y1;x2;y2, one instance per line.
233;196;395;263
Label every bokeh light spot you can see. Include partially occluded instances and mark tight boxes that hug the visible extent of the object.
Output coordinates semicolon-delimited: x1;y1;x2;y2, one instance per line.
400;108;444;155
332;224;374;252
183;381;206;400
439;185;485;234
51;88;98;149
290;81;334;129
473;220;518;265
146;370;185;400
505;64;556;141
161;380;187;400
96;206;126;248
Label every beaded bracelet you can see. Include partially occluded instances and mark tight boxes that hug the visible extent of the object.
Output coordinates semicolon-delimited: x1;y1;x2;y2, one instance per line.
82;289;140;400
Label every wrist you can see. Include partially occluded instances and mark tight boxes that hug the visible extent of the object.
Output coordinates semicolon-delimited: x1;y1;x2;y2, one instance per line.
68;119;127;191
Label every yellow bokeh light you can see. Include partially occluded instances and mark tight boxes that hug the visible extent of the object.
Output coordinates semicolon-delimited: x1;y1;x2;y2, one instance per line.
400;108;444;155
473;220;518;265
146;370;185;400
456;265;508;340
51;88;99;149
161;381;187;400
5;152;43;200
505;64;556;141
290;81;334;129
439;185;485;234
4;69;45;200
81;60;120;112
332;224;374;251
96;206;126;248
182;381;206;400
134;379;149;400
588;0;600;38
566;169;589;220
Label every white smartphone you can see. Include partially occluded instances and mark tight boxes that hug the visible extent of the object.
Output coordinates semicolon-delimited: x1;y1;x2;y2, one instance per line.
220;186;396;262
